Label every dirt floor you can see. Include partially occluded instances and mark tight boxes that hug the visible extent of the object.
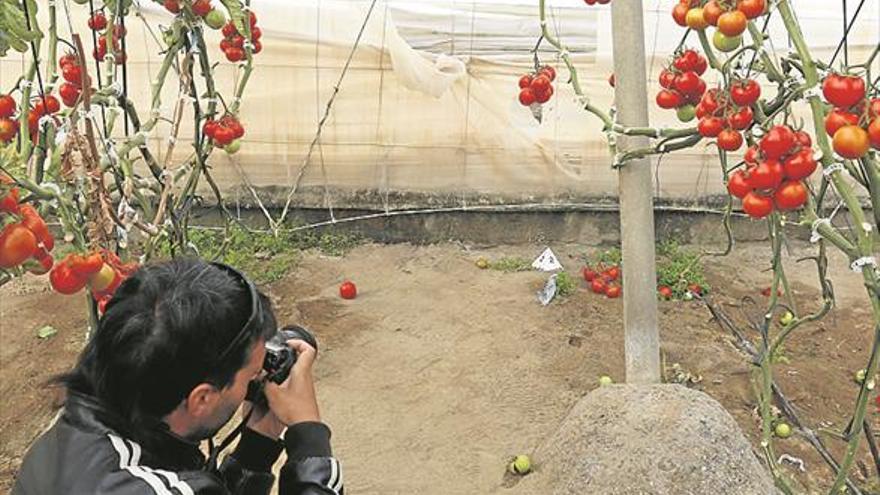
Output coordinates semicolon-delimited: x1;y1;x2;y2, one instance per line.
1;240;878;494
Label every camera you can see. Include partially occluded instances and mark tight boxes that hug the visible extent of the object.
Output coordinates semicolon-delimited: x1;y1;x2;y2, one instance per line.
263;325;318;384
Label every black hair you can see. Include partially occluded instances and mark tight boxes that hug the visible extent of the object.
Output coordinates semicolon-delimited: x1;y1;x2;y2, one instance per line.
58;258;276;424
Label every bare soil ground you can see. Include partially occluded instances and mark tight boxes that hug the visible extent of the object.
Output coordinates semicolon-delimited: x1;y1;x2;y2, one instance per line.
1;241;877;494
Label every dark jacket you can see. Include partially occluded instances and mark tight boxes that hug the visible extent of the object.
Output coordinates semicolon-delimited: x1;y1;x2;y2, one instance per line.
13;392;344;495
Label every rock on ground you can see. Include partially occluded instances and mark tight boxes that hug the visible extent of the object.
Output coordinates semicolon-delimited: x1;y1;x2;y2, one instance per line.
511;384;780;495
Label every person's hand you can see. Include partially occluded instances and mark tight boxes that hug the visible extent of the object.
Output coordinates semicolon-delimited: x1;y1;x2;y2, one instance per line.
243;398;287;439
263;339;321;426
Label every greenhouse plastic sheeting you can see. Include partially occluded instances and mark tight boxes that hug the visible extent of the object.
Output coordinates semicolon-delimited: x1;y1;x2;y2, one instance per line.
1;0;877;211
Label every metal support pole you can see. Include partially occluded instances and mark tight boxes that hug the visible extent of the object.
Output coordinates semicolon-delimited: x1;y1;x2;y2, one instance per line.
610;1;660;384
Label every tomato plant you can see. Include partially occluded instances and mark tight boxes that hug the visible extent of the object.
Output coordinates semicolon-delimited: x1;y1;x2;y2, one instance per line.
536;0;880;491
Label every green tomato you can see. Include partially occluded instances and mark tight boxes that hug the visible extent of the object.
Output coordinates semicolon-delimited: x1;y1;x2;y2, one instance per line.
855;369;867;384
774;423;792;439
204;9;226;30
779;311;794;326
598;375;613;386
676;104;696;122
224;139;242;154
509;455;531;475
72;0;89;4
713;31;742;53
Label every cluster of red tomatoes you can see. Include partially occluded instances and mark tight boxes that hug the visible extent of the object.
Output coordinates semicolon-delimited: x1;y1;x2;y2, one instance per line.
0;174;55;275
695;79;761;151
26;94;61;140
517;66;557;108
50;249;138;312
673;0;765;53
220;11;262;62
203;114;245;153
582;264;622;299
58;53;86;108
91;19;127;64
822;73;880;159
656;50;708;122
728;124;815;218
582;0;611;5
0;93;56;143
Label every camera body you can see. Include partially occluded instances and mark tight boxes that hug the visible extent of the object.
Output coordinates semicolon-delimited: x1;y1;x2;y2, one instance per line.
263;325;318;384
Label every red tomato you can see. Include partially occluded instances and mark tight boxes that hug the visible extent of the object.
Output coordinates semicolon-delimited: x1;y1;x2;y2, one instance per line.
656;89;682;109
88;12;107;30
658;285;673;299
728;107;754;130
250;27;262;41
702;1;724;25
222;117;245;139
698;116;725;137
530;75;551;94
583;267;598;282
748;159;784;190
252;40;262;54
822;73;866;108
0;94;15;118
202;119;219;138
340;281;358;300
0;183;19;213
608;73;616;87
824;108;860;137
0;223;37;268
759;125;795;159
605;266;620;281
192;0;211;16
164;0;181;13
688;283;703;296
535;85;554;104
832;125;870;159
737;0;766;18
19;204;54;251
793;130;812;148
699;88;722;114
59;82;80;107
717;129;743;151
672;3;690;26
744;145;760;164
519;88;535;106
782;148;817;180
113;24;127;39
742;192;774;218
34;95;61;115
717;10;747;37
693;55;708;76
869;118;880;149
61;63;83;85
75;252;105;277
674;71;702;95
50;262;88;295
518;74;533;89
605;285;621;299
222;22;237;37
225;47;245;62
659;70;677;89
0;117;17;142
58;53;77;70
249;10;257;28
774;180;808;211
674;50;699;72
591;278;607;294
727;170;752;199
730;79;761;106
213;126;235;145
539;66;556;82
869;99;880;119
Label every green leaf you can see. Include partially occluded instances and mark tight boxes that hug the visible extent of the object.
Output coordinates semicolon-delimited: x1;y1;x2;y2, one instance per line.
36;325;58;339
